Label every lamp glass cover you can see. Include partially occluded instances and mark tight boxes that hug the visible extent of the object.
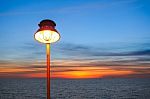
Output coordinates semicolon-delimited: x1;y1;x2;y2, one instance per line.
35;30;60;44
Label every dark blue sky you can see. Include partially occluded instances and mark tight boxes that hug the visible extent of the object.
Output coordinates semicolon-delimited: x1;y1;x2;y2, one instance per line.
0;0;150;78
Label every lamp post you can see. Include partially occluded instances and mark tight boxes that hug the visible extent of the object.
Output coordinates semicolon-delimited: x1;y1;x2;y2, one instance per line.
34;19;60;99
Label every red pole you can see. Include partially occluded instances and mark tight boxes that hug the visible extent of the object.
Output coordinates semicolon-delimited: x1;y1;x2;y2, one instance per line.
46;44;50;99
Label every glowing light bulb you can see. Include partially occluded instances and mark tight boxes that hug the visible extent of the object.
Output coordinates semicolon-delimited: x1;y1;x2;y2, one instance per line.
43;31;51;41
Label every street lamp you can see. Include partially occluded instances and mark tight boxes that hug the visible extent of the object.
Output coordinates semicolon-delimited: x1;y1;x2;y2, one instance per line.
34;19;60;99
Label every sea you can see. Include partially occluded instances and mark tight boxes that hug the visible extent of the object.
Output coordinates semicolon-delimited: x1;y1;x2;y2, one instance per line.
0;78;150;99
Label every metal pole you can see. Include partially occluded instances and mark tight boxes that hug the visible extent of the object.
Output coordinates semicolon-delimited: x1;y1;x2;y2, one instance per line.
46;44;50;99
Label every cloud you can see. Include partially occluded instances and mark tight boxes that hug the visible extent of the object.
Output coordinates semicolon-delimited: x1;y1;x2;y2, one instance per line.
0;57;149;78
4;36;150;66
56;42;150;57
1;41;149;78
125;49;150;56
0;0;138;16
20;42;150;66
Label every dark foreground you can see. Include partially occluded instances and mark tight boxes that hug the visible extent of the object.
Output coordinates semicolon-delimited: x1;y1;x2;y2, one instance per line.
0;78;150;99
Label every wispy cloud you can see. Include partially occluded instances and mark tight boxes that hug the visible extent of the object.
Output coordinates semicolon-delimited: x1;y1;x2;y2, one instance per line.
1;41;150;61
0;40;150;78
17;42;150;66
0;0;138;16
55;42;150;57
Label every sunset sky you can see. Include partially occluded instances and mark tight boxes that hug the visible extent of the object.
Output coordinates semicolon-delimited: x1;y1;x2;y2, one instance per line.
0;0;150;78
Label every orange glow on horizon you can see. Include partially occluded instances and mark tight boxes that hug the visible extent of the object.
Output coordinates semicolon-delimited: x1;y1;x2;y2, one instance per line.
0;60;146;79
0;68;134;79
51;69;133;79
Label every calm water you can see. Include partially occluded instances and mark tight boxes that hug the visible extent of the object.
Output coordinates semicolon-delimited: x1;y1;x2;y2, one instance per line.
0;78;150;99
